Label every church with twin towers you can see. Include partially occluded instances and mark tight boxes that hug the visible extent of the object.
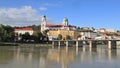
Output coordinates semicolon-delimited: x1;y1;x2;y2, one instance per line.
41;15;78;40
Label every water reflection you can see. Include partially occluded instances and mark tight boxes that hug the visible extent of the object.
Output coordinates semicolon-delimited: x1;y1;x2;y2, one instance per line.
47;47;75;68
0;46;120;68
0;46;14;64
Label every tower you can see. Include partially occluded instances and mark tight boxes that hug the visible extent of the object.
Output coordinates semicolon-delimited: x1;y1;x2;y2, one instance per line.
41;15;47;32
62;18;69;26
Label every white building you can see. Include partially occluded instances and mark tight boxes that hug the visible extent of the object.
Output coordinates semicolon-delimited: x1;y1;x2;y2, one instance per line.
79;29;104;39
81;31;98;39
95;28;106;33
106;29;117;33
14;28;34;35
95;28;117;33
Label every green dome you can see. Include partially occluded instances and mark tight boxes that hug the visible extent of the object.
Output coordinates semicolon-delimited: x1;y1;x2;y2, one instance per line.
63;18;68;22
42;15;46;18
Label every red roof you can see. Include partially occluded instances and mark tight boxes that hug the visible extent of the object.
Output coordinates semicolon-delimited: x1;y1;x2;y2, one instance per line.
46;24;62;27
99;28;106;30
46;24;76;28
14;28;33;31
65;25;76;28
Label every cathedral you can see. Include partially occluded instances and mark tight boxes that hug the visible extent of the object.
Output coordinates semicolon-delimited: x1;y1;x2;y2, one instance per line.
41;15;78;40
41;15;76;32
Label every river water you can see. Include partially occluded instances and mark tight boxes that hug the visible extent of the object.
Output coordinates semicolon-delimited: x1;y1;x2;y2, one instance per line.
0;45;120;68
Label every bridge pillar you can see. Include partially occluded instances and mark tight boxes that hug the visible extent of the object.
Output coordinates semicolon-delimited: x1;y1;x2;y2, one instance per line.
52;41;58;46
76;41;78;47
89;41;97;48
76;41;83;47
57;41;66;46
58;41;61;47
66;40;74;47
52;41;54;45
89;41;92;48
108;41;116;49
66;41;69;47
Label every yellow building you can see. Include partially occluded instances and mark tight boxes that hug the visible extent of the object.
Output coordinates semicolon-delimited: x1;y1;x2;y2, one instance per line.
47;29;79;40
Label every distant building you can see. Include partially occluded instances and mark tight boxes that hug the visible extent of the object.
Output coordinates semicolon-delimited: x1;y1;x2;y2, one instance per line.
81;27;95;31
96;28;106;33
106;29;117;33
14;28;34;35
78;29;99;39
95;28;117;33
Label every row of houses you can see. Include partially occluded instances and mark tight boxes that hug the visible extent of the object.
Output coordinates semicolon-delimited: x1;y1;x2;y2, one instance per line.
14;26;119;40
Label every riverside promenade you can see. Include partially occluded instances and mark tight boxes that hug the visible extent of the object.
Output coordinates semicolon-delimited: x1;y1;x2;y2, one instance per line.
52;39;120;49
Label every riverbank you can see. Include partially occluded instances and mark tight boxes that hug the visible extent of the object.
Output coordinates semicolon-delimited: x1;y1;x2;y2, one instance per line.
0;42;19;46
19;43;52;47
0;42;52;47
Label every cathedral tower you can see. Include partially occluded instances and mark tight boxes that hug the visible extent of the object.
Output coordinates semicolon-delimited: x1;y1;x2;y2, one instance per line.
62;18;69;26
41;15;47;32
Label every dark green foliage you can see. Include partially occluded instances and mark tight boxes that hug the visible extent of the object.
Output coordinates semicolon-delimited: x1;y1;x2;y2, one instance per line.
33;31;44;43
21;32;30;42
42;29;49;35
58;34;62;40
66;35;71;40
0;24;14;42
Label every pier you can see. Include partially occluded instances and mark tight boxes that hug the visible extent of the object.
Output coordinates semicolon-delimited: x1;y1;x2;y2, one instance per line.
52;39;120;49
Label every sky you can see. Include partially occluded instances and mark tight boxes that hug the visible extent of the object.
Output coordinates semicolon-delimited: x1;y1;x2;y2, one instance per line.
0;0;120;30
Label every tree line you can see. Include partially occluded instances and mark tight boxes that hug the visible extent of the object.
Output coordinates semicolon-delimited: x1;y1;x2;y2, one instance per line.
0;24;49;43
0;24;14;42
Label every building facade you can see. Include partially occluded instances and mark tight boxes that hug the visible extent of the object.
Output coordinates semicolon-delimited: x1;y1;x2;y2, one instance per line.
41;15;77;40
14;28;34;35
47;30;78;40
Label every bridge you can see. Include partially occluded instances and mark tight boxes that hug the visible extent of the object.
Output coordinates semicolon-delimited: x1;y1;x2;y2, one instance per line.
52;39;120;49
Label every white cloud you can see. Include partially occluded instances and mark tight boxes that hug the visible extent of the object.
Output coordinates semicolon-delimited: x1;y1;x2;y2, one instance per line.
39;6;47;11
0;6;59;26
0;6;42;26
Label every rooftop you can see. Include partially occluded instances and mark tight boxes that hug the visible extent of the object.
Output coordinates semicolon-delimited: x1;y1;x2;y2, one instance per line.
46;24;76;28
14;28;33;31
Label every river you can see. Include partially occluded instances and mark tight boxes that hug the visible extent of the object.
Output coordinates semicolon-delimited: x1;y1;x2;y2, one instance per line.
0;45;120;68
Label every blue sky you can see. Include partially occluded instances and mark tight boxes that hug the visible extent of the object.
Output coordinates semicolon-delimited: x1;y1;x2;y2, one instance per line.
0;0;120;30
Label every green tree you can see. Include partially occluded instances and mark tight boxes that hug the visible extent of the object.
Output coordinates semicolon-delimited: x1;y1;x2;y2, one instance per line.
33;31;39;38
3;25;14;42
0;24;4;41
33;31;43;42
66;35;71;40
58;34;62;40
42;29;49;36
22;32;30;42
